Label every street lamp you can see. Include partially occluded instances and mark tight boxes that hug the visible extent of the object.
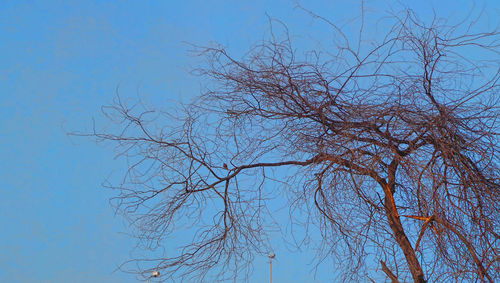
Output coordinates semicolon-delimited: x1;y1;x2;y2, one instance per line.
268;252;275;283
147;270;160;283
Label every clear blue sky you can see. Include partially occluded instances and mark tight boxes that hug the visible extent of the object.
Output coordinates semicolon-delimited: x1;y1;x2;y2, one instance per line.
1;1;498;282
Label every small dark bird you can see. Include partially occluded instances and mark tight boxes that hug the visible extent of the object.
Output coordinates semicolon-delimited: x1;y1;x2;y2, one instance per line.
222;163;228;170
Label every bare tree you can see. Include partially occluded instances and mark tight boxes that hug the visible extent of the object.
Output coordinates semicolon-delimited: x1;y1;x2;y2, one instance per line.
89;6;499;283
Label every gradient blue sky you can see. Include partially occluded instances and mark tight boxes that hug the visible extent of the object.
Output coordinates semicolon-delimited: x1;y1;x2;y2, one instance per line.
1;1;498;282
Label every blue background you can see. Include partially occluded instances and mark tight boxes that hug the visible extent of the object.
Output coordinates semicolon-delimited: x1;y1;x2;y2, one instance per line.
1;1;498;282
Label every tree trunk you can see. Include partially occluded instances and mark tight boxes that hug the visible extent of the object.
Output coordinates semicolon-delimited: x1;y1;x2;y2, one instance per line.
383;191;425;282
382;160;426;283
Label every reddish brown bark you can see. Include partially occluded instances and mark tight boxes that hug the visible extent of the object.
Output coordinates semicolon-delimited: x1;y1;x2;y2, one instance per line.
381;160;425;283
381;182;426;283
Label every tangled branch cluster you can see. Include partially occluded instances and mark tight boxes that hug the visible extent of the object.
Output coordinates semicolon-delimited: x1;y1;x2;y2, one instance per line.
91;8;499;283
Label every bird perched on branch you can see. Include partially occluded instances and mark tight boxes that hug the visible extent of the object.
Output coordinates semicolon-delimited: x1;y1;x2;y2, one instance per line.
222;163;228;170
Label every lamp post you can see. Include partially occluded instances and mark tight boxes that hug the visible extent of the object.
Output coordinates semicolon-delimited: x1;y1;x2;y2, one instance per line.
268;252;275;283
146;270;160;283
